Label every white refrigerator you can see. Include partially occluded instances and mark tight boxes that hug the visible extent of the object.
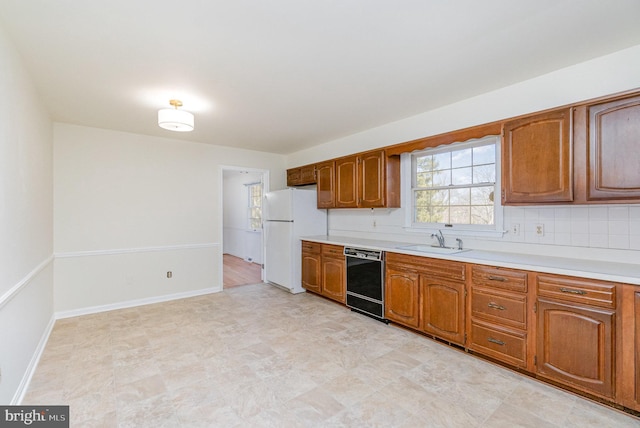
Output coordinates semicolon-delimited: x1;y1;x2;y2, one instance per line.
263;188;327;294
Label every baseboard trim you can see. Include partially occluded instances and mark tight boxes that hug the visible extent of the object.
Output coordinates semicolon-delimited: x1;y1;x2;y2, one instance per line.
13;314;56;405
55;286;222;319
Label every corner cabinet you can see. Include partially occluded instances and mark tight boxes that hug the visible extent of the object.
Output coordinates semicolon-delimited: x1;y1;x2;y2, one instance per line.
586;93;640;201
502;108;573;204
335;150;400;209
535;273;616;399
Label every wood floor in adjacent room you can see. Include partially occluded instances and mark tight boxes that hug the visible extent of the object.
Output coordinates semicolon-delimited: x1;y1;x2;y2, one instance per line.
223;254;262;288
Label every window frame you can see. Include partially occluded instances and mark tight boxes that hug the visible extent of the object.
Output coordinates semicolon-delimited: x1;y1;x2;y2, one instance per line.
402;135;503;236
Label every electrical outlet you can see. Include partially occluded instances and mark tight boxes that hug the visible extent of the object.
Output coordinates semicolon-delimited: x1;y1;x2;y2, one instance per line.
535;224;545;236
511;223;520;236
167;271;172;278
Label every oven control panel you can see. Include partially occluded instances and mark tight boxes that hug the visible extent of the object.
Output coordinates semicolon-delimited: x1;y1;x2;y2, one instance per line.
343;247;383;261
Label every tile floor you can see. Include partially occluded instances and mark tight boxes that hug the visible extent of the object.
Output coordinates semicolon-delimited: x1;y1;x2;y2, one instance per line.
24;283;640;427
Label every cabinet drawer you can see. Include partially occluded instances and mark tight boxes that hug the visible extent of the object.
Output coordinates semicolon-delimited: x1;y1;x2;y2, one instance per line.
471;288;527;330
321;244;344;257
302;241;321;254
386;252;465;281
536;274;616;309
472;265;527;292
469;320;527;368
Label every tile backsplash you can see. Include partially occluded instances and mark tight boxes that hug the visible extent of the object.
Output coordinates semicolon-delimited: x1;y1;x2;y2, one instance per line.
503;205;640;250
326;203;640;263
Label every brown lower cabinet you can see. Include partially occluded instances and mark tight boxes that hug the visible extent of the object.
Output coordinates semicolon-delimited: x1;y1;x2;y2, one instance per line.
301;241;345;303
468;265;531;369
385;266;420;328
618;285;640;413
301;241;321;294
385;253;466;345
321;244;346;303
536;298;615;398
303;243;640;414
535;274;616;399
420;276;465;344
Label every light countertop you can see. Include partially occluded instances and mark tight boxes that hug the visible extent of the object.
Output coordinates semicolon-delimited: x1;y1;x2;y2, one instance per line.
301;235;640;285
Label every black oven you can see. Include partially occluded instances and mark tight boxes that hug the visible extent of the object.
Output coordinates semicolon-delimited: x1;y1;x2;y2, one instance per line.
344;247;387;322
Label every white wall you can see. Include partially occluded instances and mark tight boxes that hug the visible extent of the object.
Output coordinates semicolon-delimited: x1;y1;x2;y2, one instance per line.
287;44;640;263
222;171;264;264
54;124;284;314
288;44;640;166
0;24;54;403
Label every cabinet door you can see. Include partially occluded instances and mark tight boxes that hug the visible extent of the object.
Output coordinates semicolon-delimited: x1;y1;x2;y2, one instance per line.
635;291;640;405
502;108;573;204
335;155;358;208
287;168;301;186
322;256;345;303
300;164;316;185
420;277;465;345
537;298;615;398
359;150;385;208
316;161;335;208
587;94;640;201
385;267;420;328
301;250;321;294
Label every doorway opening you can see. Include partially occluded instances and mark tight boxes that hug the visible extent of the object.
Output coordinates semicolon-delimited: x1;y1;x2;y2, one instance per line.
221;167;269;289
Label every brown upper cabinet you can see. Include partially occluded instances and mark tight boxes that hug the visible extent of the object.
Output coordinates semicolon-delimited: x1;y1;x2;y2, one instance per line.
586;93;640;201
287;164;316;187
335;150;400;208
335;155;358;207
315;160;335;208
289;88;640;206
502;108;573;204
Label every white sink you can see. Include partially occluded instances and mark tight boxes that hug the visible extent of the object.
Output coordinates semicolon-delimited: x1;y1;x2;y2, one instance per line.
395;244;469;255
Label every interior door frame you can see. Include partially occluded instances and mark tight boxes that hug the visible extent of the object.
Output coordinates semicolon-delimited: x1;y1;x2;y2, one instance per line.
218;165;270;288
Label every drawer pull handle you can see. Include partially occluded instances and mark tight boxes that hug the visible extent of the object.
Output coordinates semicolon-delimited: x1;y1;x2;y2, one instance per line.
560;287;587;295
488;302;506;311
488;275;506;282
487;337;506;346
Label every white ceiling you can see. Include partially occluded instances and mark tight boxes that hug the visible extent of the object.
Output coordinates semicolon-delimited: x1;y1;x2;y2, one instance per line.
1;1;639;155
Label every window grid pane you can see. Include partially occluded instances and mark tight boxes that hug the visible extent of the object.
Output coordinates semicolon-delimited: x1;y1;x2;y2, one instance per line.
412;141;496;227
248;183;263;230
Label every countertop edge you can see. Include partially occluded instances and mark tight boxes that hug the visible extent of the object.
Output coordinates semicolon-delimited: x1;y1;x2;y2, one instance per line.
300;235;640;286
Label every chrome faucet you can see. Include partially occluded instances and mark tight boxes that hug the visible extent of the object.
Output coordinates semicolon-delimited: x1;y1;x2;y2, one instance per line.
431;230;446;248
456;238;463;250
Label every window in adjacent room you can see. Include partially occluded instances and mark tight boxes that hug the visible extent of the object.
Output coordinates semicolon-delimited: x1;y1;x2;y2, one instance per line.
407;135;501;232
247;182;263;231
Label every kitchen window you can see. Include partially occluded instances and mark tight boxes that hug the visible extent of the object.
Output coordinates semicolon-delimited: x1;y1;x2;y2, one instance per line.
247;182;262;231
404;135;502;233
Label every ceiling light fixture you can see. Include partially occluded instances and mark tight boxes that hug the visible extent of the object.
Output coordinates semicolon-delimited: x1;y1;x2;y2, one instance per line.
158;99;194;132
